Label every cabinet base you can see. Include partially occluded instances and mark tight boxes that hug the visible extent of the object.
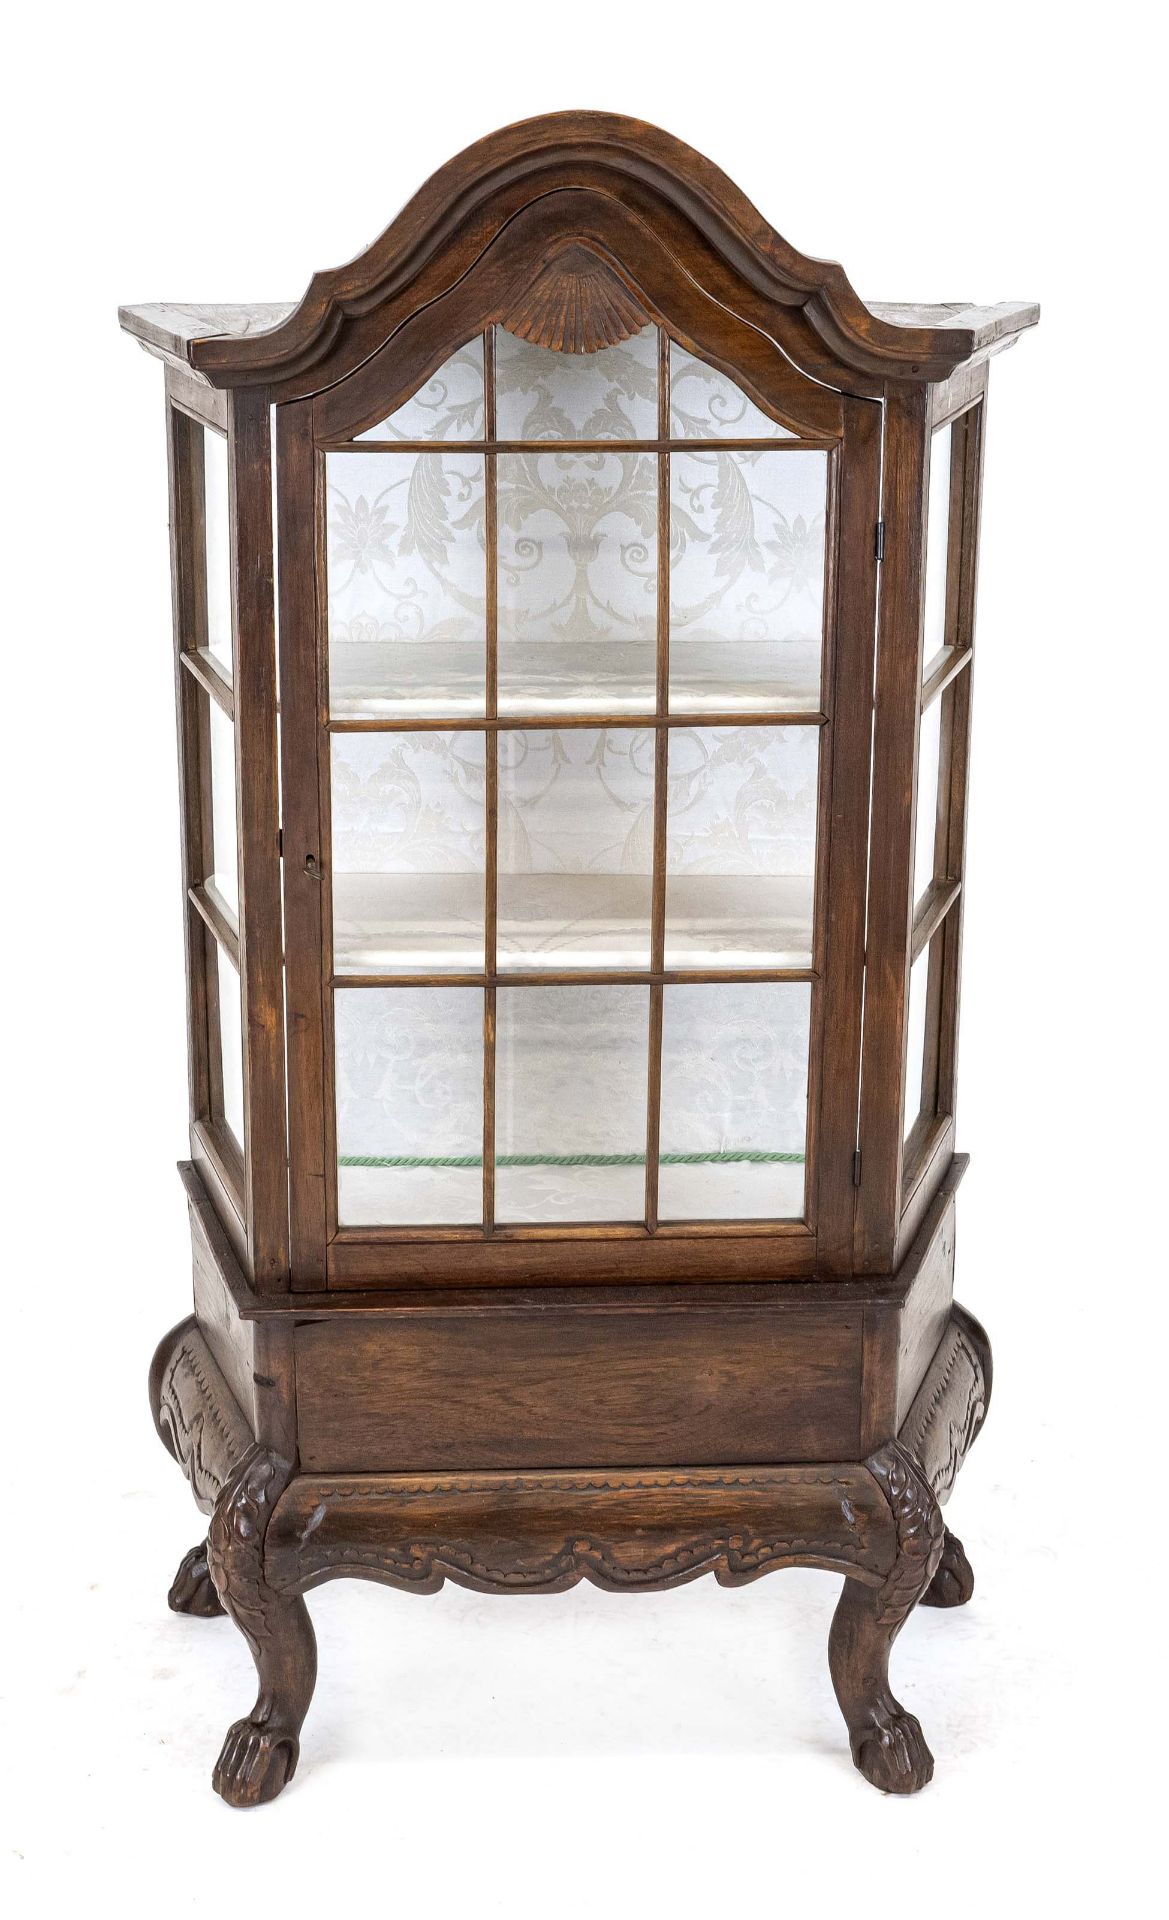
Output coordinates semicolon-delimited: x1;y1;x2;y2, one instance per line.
149;1279;991;1804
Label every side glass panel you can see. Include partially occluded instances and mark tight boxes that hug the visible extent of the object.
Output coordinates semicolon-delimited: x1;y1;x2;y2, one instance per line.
659;982;810;1220
331;732;486;975
495;326;658;440
912;694;943;912
326;450;486;719
207;697;239;918
903;938;939;1147
335;987;483;1224
215;942;245;1153
498;728;654;969
495;985;649;1222
922;422;953;675
497;450;657;714
203;426;234;676
357;339;485;442
665;726;817;968
669;448;826;712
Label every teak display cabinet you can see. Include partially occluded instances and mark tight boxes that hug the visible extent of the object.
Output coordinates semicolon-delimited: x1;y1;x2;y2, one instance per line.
122;112;1036;1805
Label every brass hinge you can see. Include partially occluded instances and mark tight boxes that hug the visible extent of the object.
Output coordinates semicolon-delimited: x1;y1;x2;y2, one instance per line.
874;520;886;562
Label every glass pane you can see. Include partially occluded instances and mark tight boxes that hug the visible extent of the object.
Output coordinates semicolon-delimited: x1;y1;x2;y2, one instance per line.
356;338;485;441
208;698;238;917
497;450;657;714
659;982;810;1220
203;428;233;675
496;985;648;1222
498;729;654;969
335;987;483;1225
665;727;817;968
331;733;485;975
495;325;658;440
904;945;932;1144
326;451;486;719
215;942;245;1152
922;423;953;670
913;695;943;911
669;448;826;712
670;342;794;440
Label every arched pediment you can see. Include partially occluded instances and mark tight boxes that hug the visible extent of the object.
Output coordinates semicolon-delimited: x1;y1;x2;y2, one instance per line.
154;114;1034;397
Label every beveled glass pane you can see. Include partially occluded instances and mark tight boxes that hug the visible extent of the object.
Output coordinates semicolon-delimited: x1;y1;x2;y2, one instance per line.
215;942;244;1152
496;985;648;1222
331;733;485;975
670;342;794;440
904;944;932;1144
498;728;654;969
659;982;810;1220
913;695;943;911
922;423;953;671
203;427;233;676
497;450;657;713
335;987;483;1225
326;451;486;719
208;698;238;917
665;727;817;968
495;325;658;440
669;449;826;712
356;338;485;441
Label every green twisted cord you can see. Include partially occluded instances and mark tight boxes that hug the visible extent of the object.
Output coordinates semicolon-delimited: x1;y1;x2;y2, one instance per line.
339;1150;805;1169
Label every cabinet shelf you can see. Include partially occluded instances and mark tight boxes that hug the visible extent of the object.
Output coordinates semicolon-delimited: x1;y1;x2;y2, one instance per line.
328;638;821;721
332;871;814;976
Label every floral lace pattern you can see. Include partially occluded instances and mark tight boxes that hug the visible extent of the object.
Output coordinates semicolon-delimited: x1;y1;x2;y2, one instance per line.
670;343;794;440
357;341;485;442
670;447;826;649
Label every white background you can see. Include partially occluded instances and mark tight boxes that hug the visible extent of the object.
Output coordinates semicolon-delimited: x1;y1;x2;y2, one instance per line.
2;3;1163;1909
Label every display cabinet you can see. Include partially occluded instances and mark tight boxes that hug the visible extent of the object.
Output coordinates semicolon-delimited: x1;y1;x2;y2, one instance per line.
122;112;1036;1804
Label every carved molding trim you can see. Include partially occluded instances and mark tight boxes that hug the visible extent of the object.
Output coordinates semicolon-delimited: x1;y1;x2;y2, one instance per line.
865;1443;945;1628
898;1304;992;1504
149;1316;253;1515
501;244;649;352
265;1464;896;1599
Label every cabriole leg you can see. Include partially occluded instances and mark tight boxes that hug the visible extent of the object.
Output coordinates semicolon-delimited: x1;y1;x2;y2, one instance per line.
207;1447;317;1809
168;1539;225;1617
829;1443;944;1795
921;1528;975;1607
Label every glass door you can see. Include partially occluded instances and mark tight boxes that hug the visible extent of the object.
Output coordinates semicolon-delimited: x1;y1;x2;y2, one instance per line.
281;311;880;1283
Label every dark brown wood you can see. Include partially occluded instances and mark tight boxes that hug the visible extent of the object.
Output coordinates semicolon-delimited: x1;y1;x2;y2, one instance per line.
294;1302;863;1471
855;385;931;1267
227;389;289;1291
277;401;328;1285
120;115;1036;394
266;1462;896;1596
208;1447;317;1808
129;113;1033;1804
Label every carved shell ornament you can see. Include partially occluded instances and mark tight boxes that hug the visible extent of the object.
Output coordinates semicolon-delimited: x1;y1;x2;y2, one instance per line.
502;245;650;353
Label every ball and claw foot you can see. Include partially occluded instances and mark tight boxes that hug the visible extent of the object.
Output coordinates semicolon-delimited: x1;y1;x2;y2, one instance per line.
213;1718;300;1809
921;1528;975;1609
168;1542;225;1618
850;1696;935;1795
